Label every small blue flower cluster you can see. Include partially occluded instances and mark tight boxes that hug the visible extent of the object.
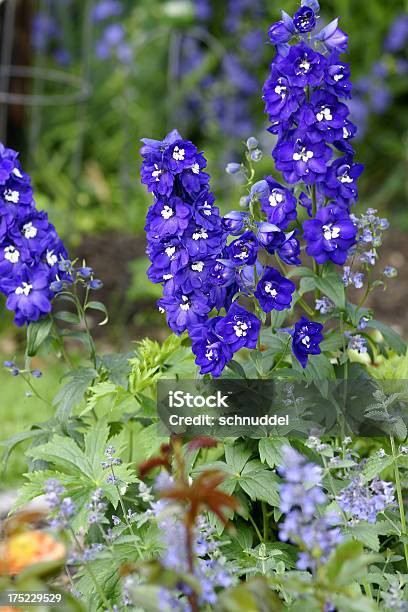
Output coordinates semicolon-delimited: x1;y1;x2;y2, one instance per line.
149;473;235;609
0;143;70;326
279;446;342;571
340;208;393;289
337;475;395;523
86;489;107;525
264;0;361;267
45;478;76;530
92;1;132;64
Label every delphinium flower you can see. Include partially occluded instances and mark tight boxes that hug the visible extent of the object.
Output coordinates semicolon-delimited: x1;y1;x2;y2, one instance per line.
278;446;342;571
142;0;382;375
349;12;408;138
179;0;265;140
141;129;262;376
0;144;70;326
291;317;324;368
263;2;361;218
93;1;132;64
31;12;71;66
337;475;395;523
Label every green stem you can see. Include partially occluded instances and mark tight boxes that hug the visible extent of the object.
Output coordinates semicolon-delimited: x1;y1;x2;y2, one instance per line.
262;502;269;541
271;336;291;372
111;466;143;558
20;374;51;406
310;184;321;290
51;317;74;369
248;512;264;543
275;256;314;317
70;529;113;611
390;435;408;570
362;577;373;600
72;290;97;368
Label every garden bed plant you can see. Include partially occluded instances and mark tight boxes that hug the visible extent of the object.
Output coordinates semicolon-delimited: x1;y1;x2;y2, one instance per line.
1;1;408;611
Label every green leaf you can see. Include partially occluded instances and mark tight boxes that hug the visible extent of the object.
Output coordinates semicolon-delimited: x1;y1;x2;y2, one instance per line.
97;352;132;388
349;523;380;552
326;541;380;587
299;276;316;296
238;460;280;507
270;309;288;329
315;271;345;309
365;319;406;355
54;310;80;324
294;353;335;381
361;454;394;482
225;441;252;473
53;367;98;421
85;300;109;325
258;437;288;469
0;428;48;474
27;435;94;479
226;359;247;379
26;317;53;357
286;266;314;279
84;418;111;473
219;577;283;611
320;332;345;353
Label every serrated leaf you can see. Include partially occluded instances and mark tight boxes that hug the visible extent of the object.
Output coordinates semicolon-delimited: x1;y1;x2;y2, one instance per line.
258;437;288;468
27;435;94;479
53;367;98;421
390;416;408;440
97;352;132;387
239;460;280;507
350;523;380;552
225;441;252;473
361;455;394;482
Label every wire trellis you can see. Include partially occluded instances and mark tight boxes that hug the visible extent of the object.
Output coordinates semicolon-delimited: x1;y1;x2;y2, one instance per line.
0;0;93;177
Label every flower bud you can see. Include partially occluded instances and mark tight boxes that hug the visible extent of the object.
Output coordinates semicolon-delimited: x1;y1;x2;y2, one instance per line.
225;162;242;175
239;196;251;209
246;137;259;150
250;180;269;200
383;266;397;279
250;149;263;162
222;211;247;235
